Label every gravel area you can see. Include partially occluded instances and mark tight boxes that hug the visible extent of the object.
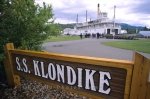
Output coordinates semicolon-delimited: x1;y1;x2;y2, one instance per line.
0;78;89;99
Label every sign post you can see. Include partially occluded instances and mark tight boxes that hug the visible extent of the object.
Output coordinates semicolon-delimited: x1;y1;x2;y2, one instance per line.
130;52;150;99
4;43;20;87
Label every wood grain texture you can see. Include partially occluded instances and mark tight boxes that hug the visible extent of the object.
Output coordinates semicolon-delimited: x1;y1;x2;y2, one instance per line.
146;59;150;99
146;83;150;99
10;49;134;99
130;52;150;99
4;43;16;87
9;49;133;68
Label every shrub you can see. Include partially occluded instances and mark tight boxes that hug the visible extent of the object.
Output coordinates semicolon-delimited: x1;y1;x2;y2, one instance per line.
105;34;113;39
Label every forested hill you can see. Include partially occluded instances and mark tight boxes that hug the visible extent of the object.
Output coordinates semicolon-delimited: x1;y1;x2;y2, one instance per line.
120;23;144;30
58;23;76;30
58;23;144;30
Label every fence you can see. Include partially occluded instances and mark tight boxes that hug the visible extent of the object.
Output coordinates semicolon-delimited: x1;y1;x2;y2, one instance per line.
4;43;150;99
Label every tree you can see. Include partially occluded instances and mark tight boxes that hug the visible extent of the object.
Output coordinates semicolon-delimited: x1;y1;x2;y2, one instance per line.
0;0;60;59
143;26;149;31
126;28;136;34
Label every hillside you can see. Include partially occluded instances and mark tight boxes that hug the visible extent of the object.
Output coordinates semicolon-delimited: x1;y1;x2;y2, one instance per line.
119;23;144;30
58;23;75;30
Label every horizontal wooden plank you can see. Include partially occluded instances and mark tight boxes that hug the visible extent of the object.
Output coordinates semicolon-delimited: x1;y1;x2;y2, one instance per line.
9;49;133;68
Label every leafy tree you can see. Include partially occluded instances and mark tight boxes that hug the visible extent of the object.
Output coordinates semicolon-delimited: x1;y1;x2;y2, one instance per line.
0;0;60;60
0;0;61;83
143;26;149;31
126;28;136;34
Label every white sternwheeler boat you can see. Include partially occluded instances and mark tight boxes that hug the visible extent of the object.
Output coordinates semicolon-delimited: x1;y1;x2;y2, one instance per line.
63;4;122;36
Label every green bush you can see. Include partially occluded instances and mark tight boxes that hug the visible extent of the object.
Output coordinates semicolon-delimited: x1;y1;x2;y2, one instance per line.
105;34;113;39
0;0;60;84
0;61;6;83
114;35;135;40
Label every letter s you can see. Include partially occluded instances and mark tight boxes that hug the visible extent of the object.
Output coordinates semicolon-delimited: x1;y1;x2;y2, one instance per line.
22;58;28;72
16;57;21;71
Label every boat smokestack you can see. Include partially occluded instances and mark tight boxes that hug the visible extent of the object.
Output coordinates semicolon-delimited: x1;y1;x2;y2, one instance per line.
113;5;116;27
76;14;78;24
113;5;116;21
97;3;100;19
86;10;87;22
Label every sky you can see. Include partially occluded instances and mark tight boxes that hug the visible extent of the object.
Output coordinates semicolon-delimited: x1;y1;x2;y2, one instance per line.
35;0;150;27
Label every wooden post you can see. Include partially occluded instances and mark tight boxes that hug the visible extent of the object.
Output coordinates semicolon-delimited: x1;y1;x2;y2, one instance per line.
4;43;20;87
146;63;150;99
130;52;150;99
146;83;150;99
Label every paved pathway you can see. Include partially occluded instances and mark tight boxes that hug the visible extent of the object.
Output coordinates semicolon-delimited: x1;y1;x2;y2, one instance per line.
43;38;150;61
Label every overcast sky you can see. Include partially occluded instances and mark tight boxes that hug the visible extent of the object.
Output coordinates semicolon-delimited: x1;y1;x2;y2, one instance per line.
35;0;150;27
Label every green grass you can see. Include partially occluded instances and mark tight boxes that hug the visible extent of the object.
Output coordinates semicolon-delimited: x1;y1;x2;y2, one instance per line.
45;35;81;42
103;39;150;54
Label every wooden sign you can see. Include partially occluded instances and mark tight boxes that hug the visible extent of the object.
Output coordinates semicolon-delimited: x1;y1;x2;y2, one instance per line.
5;43;150;99
8;49;133;99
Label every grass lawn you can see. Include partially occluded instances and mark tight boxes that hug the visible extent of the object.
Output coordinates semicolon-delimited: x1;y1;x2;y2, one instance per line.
45;35;81;42
103;39;150;54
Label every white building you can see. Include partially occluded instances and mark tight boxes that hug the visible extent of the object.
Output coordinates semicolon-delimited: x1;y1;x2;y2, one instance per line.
139;31;150;37
121;30;127;34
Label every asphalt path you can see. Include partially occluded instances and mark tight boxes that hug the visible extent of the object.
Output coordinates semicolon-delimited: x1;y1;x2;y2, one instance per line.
43;38;150;61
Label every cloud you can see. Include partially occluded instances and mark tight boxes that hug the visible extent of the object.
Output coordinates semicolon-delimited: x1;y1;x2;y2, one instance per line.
55;18;75;24
125;0;150;26
131;0;150;14
35;0;150;27
54;8;96;23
